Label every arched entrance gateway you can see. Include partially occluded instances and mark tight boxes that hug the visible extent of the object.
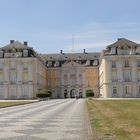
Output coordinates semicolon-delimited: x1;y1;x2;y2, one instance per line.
70;89;77;98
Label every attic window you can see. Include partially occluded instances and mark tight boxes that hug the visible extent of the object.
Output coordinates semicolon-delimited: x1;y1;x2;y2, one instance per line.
65;56;68;58
50;57;52;59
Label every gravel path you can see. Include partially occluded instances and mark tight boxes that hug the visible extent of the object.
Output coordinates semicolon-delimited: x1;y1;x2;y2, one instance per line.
0;99;87;140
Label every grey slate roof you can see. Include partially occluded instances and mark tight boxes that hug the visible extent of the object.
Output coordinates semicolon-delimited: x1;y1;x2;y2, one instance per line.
42;52;100;61
0;41;33;50
107;38;140;49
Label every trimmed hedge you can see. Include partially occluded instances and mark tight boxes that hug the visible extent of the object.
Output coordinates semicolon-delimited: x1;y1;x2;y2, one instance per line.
86;89;94;97
37;90;52;98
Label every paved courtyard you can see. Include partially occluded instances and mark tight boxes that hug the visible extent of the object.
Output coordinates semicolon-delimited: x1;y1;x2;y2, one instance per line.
0;99;88;140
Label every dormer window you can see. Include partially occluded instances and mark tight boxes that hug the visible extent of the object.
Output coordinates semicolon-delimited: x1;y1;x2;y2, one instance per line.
111;47;116;55
123;46;129;55
54;61;59;67
85;60;90;66
23;50;28;57
93;60;98;66
11;48;16;53
47;61;52;67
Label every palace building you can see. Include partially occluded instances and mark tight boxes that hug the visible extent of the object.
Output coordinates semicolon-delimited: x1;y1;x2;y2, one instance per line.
0;38;140;99
43;50;100;98
100;38;140;98
0;40;47;99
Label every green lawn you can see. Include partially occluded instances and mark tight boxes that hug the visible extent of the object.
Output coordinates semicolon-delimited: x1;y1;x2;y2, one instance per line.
87;100;140;140
0;101;36;108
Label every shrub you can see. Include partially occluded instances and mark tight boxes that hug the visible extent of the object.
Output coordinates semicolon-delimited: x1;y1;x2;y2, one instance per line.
37;90;52;98
86;89;94;97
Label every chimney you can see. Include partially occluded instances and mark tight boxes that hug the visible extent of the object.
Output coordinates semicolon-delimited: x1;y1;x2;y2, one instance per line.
23;41;28;46
83;49;86;53
10;40;14;44
60;50;63;54
118;38;124;41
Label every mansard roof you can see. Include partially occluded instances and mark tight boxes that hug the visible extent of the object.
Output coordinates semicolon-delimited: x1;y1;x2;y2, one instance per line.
0;41;33;51
107;38;140;49
42;52;100;61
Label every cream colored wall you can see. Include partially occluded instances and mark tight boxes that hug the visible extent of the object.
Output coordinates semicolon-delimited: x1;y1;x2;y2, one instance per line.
85;67;99;97
0;57;47;99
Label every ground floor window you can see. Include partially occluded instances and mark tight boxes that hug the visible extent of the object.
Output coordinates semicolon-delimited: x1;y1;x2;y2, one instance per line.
10;87;17;98
124;85;131;95
0;87;4;97
22;87;29;97
113;86;117;94
138;86;140;94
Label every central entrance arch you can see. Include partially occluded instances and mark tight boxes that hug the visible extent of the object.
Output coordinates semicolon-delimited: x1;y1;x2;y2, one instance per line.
70;89;77;98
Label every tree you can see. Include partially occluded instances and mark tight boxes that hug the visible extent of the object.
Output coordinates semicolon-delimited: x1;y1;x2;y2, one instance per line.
36;90;52;98
86;89;94;97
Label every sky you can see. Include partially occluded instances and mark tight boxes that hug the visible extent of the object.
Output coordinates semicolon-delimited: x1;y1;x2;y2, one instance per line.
0;0;140;53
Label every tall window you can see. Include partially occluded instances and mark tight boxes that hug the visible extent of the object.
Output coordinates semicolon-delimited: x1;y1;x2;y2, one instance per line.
138;70;140;81
10;71;17;84
113;86;117;94
123;70;131;82
11;62;16;70
138;86;140;94
23;63;28;70
0;64;2;70
124;86;131;95
64;75;68;85
79;74;83;86
0;73;2;84
112;70;118;82
112;61;116;68
70;75;76;86
0;87;4;97
22;87;28;97
10;87;17;97
124;60;130;67
23;72;28;82
48;80;51;87
137;60;140;67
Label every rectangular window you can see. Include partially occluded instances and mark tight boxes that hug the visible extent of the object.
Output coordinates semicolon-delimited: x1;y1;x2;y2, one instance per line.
0;87;4;97
113;86;117;94
0;64;2;70
137;60;140;67
22;87;28;97
10;71;17;84
138;86;140;94
138;70;140;81
23;63;28;70
23;72;28;82
124;86;131;95
124;60;130;67
112;61;116;68
112;70;118;82
123;70;131;82
48;80;51;87
10;87;17;97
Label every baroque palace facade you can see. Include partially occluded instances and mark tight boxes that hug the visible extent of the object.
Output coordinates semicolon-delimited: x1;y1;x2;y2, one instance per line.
0;38;140;99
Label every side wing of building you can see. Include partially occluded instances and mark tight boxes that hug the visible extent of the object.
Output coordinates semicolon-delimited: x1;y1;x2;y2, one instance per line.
0;40;47;99
99;38;140;98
